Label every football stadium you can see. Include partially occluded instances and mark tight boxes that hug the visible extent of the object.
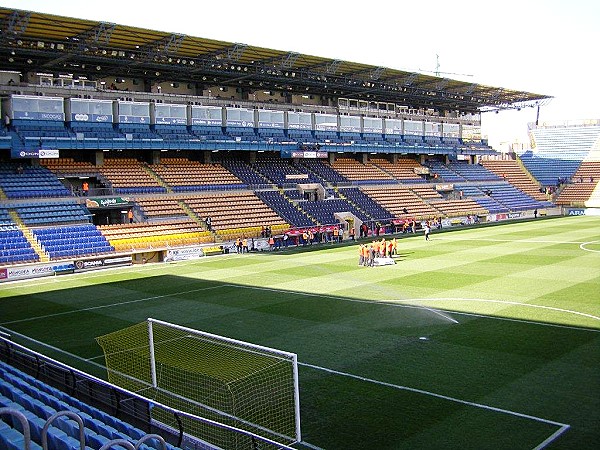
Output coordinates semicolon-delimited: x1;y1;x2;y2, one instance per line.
0;5;599;450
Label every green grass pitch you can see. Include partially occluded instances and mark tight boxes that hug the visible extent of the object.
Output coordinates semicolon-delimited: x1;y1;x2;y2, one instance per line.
1;215;599;449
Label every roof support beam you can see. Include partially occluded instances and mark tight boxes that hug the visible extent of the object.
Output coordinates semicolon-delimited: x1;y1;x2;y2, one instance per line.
41;22;116;68
4;10;31;37
325;59;343;74
370;66;386;81
226;43;247;61
85;22;116;46
137;33;186;61
280;51;300;69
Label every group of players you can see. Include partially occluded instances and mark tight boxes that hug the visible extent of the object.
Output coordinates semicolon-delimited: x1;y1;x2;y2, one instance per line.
358;237;398;267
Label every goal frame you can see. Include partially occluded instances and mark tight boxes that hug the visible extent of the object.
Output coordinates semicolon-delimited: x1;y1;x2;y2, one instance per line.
146;317;302;444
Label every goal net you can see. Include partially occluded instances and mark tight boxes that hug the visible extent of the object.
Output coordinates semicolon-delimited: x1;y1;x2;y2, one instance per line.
96;318;301;449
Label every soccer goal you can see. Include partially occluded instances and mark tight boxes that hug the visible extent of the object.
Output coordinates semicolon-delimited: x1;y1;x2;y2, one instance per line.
96;318;301;449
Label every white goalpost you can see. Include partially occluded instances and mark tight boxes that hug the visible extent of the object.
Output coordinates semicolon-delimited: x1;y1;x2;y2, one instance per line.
96;318;301;449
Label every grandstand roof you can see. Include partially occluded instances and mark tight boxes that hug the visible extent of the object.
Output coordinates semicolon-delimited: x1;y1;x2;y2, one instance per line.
0;7;551;113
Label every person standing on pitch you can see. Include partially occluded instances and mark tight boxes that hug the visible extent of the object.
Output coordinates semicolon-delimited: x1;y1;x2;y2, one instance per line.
424;223;431;241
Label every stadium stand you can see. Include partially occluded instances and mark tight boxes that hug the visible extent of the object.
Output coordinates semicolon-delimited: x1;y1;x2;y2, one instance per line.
555;161;600;206
134;196;189;220
14;201;90;226
360;186;441;220
424;160;465;182
369;157;428;183
475;182;552;212
182;191;289;239
0;163;71;199
298;198;369;225
0;342;183;450
255;190;316;228
99;220;212;251
330;157;396;184
149;158;246;192
518;153;581;187
219;158;273;187
296;159;349;185
33;224;114;259
446;162;501;182
0;225;39;265
99;158;167;195
527;121;600;161
338;187;395;221
480;159;548;201
251;155;321;187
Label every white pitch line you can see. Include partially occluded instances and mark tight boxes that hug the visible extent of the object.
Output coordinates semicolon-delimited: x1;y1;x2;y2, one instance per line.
0;285;227;326
0;325;107;371
532;424;571;450
434;236;587;245
3;320;570;449
418;308;600;333
6;281;594;333
390;297;600;322
225;285;600;331
296;440;325;450
299;361;570;429
580;240;600;253
2;281;576;449
221;284;460;325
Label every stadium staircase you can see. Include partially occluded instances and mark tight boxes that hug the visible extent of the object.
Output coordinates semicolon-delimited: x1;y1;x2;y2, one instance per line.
280;189;318;226
335;188;370;220
480;160;548;202
7;210;49;262
142;165;172;193
515;156;545;192
369;163;396;180
177;199;220;242
255;189;316;228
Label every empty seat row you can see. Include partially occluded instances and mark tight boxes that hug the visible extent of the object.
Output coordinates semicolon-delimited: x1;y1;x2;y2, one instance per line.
0;362;177;449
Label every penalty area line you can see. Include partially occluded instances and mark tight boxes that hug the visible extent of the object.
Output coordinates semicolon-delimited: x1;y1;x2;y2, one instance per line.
391;297;600;323
0;285;228;326
300;362;570;449
222;285;600;332
0;325;107;371
434;236;584;245
580;240;600;253
223;284;460;325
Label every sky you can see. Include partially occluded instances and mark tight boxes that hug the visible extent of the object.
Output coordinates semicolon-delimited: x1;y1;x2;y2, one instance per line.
2;0;599;148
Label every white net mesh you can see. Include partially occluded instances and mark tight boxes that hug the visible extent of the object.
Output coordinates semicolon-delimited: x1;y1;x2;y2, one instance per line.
96;319;300;449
